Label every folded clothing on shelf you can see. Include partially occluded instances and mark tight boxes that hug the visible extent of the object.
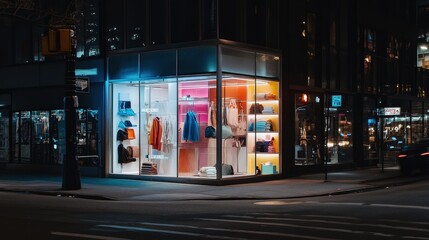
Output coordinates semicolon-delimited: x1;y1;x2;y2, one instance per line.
198;166;216;177
141;162;158;175
261;106;274;114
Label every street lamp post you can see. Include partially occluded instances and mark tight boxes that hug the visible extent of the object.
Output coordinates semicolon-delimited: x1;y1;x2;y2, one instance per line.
62;27;81;190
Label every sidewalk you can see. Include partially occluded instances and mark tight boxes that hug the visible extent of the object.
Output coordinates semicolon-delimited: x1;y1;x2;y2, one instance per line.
0;166;426;201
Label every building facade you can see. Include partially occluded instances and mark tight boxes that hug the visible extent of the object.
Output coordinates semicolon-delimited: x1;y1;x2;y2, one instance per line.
0;0;427;183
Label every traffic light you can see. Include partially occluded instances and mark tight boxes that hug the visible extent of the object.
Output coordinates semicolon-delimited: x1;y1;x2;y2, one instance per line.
41;28;72;55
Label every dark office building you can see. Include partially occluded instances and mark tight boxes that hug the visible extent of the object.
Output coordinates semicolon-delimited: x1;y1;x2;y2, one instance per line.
0;0;427;183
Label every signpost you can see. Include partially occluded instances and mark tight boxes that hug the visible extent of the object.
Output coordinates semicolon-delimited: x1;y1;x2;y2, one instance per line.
75;77;89;93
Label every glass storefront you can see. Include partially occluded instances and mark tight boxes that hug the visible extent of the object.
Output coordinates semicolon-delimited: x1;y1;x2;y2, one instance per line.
11;109;99;166
111;79;178;176
362;97;378;162
326;94;354;164
0;109;9;162
294;93;323;165
108;45;281;180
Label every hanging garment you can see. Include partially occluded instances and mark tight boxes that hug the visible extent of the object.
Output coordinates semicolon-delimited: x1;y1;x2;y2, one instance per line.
161;117;174;153
208;102;217;127
150;117;163;151
182;111;200;142
227;100;239;128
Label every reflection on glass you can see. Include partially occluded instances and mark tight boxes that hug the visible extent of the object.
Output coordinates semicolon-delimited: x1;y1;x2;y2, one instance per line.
51;110;65;165
12;112;19;162
20;111;31;162
31;111;50;164
0;109;9;163
295;93;322;165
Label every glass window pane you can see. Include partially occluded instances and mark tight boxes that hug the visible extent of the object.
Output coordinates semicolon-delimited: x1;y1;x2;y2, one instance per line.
150;0;167;46
178;46;217;75
111;79;178;177
0;109;10;163
108;54;139;80
253;80;280;175
12;112;19;162
31;111;50;164
106;0;124;50
33;26;45;61
202;0;217;39
178;76;217;178
294;93;323;165
140;50;176;78
219;0;243;41
326;95;353;164
171;0;199;43
85;0;101;57
51;110;65;165
362;97;377;162
221;47;255;75
221;76;253;177
140;79;177;177
112;82;141;175
20;111;31;163
69;0;102;57
256;53;280;78
412;101;423;143
126;0;147;48
0;22;13;65
14;20;33;64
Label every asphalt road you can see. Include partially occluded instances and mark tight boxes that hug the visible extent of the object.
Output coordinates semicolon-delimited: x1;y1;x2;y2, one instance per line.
1;179;429;240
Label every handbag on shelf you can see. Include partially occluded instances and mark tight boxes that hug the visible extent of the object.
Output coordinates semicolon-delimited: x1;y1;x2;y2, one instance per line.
249;103;264;114
126;146;140;158
205;126;216;138
127;128;136;140
118;143;136;163
222;106;233;139
222;125;233;139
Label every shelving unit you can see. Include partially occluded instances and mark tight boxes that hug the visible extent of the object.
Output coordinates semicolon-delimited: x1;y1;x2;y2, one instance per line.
246;81;280;175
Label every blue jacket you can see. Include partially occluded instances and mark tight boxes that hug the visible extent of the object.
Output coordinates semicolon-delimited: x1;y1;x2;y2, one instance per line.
183;111;200;142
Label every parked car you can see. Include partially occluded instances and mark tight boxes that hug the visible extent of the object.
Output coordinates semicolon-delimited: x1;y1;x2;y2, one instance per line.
397;138;429;176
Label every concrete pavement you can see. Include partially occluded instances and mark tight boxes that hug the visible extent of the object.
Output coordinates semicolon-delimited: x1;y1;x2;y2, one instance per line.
0;166;427;201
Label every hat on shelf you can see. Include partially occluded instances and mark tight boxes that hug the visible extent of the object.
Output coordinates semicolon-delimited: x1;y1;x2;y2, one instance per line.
124;120;137;127
118;121;127;129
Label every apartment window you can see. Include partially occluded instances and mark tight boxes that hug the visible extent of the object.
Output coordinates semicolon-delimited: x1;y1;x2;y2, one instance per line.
126;0;147;48
202;0;217;39
149;0;167;46
0;21;13;65
14;20;33;64
171;0;199;43
305;0;316;87
246;0;267;46
77;0;100;57
106;0;124;51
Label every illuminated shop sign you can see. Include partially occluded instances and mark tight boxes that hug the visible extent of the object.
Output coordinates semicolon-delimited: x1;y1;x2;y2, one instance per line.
331;95;342;107
75;67;98;76
377;107;401;116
